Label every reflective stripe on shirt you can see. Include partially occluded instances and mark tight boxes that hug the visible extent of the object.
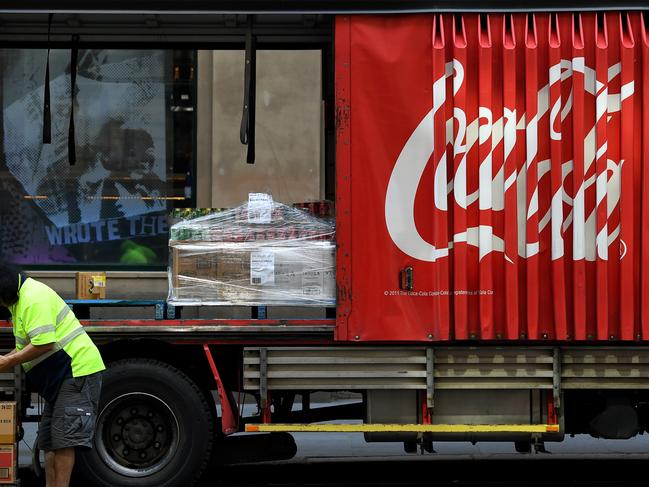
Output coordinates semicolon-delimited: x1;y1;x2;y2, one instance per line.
16;305;73;349
27;324;55;339
59;326;87;348
56;306;71;325
23;326;88;372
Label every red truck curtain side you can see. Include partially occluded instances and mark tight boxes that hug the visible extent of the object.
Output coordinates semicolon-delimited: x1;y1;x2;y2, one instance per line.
335;13;649;342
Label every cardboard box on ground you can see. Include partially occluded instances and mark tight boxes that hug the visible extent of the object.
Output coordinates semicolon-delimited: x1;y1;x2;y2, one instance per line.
0;403;16;484
168;195;335;306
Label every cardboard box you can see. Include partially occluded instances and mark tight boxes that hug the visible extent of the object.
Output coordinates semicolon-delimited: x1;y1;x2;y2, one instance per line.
0;445;16;484
171;246;220;301
169;242;335;305
75;272;107;300
0;403;15;445
215;246;336;304
0;403;16;485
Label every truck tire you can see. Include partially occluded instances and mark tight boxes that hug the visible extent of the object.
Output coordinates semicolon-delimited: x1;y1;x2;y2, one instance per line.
73;358;214;487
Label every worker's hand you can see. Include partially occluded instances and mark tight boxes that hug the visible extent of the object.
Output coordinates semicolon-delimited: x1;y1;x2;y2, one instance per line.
0;355;12;372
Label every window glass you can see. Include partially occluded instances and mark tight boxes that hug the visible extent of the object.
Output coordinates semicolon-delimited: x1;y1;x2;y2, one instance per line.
0;49;194;266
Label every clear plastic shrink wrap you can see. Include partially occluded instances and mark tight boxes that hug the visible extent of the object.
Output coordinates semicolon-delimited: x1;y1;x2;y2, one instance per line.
168;195;335;306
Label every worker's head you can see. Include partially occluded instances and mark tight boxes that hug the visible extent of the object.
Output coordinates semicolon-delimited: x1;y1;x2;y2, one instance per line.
0;263;21;308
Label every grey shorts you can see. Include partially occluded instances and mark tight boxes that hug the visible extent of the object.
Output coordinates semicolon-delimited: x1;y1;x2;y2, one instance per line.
38;372;102;451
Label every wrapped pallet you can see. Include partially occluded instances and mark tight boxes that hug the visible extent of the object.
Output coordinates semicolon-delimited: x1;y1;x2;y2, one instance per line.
168;194;335;306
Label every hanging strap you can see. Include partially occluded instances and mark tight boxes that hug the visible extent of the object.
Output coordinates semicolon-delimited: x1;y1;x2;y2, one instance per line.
239;16;256;164
42;14;53;145
68;36;79;165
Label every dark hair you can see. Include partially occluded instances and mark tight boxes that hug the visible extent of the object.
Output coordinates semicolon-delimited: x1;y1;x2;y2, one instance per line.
0;262;21;307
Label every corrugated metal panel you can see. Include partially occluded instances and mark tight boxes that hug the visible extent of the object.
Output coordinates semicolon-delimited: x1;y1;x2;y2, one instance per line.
337;12;649;342
243;347;555;390
244;347;649;390
562;348;649;388
244;347;429;390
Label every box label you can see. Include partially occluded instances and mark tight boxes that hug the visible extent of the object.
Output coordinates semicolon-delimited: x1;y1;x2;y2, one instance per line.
248;193;273;224
250;251;275;285
0;445;15;483
91;275;106;288
302;270;324;297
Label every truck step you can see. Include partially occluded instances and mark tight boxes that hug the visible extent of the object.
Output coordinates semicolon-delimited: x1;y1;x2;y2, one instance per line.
245;423;560;433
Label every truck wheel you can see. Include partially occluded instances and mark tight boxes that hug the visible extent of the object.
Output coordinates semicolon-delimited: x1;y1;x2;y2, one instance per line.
74;359;214;487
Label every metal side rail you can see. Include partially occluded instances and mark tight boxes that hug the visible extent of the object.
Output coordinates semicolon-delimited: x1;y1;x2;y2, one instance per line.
1;1;647;14
82;319;335;344
244;346;649;391
66;299;169;320
0;319;336;344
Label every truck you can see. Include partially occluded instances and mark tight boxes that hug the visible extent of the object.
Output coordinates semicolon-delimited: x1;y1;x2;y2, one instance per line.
1;1;649;486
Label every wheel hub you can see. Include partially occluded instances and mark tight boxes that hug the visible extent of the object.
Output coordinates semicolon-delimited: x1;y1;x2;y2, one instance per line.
122;416;155;449
99;395;177;475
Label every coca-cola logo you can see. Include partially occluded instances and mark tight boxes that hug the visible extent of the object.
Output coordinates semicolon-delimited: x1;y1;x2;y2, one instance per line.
385;58;633;263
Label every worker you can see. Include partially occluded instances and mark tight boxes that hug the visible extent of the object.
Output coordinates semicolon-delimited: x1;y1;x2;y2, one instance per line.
0;263;105;487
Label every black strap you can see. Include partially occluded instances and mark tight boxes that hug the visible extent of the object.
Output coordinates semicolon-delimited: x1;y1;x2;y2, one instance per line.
68;37;78;165
240;17;256;164
42;15;53;145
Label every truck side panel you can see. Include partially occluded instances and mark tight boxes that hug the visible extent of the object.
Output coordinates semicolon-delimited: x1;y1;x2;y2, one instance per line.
336;13;649;342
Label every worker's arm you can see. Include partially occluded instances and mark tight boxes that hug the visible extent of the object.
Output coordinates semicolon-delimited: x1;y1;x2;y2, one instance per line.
0;343;54;372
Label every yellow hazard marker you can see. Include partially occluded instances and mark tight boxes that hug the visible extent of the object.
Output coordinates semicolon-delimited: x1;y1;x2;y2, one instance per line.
245;424;560;434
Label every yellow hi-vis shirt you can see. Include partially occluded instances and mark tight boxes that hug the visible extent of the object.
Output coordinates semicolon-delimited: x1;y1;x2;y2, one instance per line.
8;277;105;401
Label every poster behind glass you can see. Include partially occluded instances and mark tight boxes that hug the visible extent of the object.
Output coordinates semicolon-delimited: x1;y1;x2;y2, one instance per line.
0;49;175;266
